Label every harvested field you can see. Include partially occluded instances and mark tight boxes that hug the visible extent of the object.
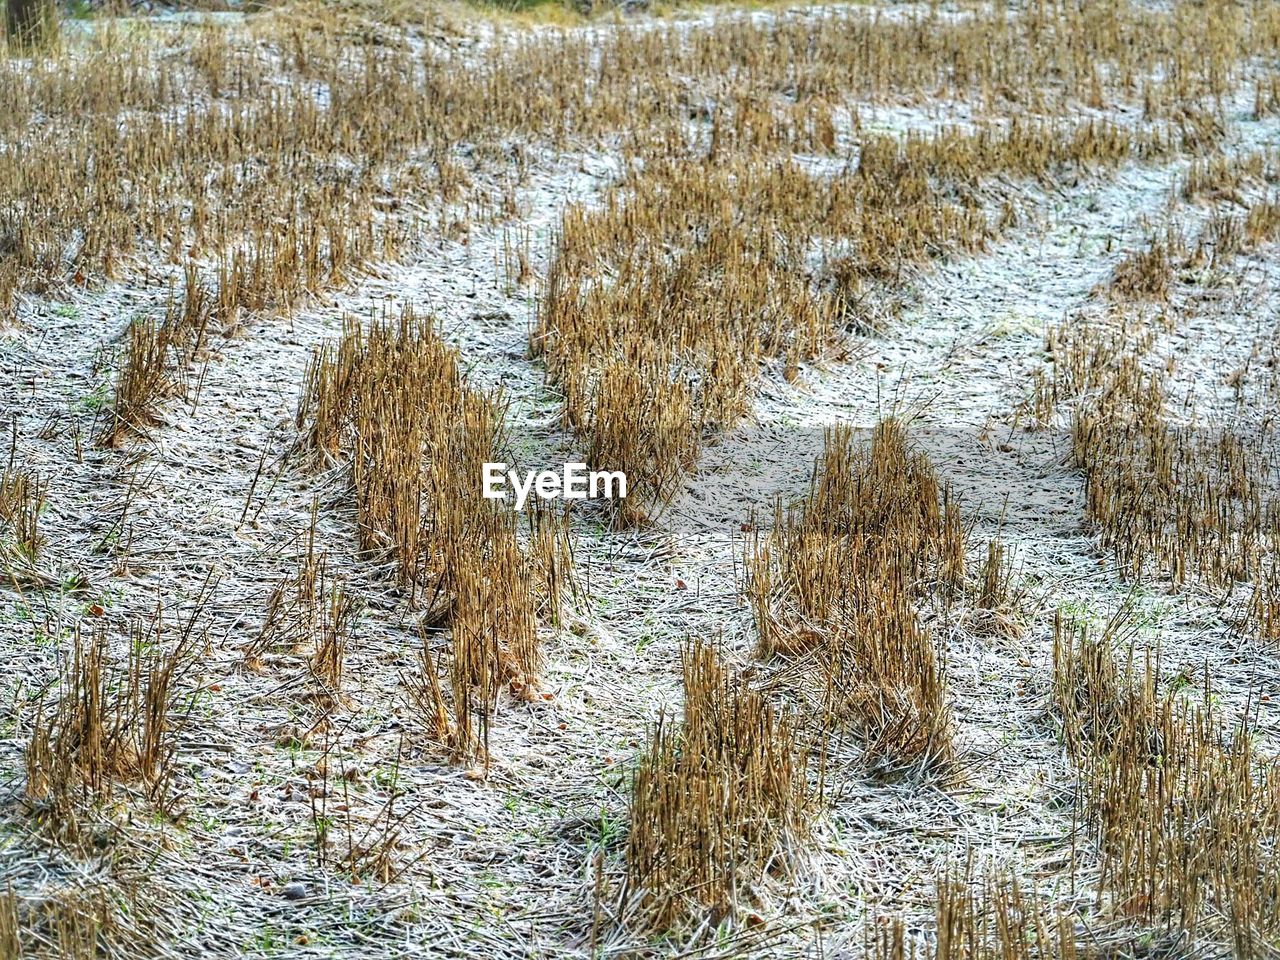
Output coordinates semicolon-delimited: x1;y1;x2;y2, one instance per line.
3;0;1280;956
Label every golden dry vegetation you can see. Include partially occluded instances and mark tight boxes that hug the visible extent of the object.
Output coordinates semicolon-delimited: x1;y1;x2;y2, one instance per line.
2;0;1280;957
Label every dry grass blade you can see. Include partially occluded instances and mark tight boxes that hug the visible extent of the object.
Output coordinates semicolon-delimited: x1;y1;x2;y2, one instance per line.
0;886;17;960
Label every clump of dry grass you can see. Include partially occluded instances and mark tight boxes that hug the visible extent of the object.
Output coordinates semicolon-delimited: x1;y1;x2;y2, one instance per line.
96;317;179;448
414;532;543;764
624;641;817;934
1246;556;1280;642
1027;315;1280;611
1025;305;1280;648
1176;152;1280;265
1197;209;1249;265
403;509;568;763
246;506;360;709
0;876;171;960
748;420;960;774
297;309;498;593
1075;361;1279;594
578;359;702;528
421;0;1262;153
0;456;45;565
1053;611;1280;953
401;640;456;756
247;515;328;666
1105;232;1183;302
297;308;564;762
961;539;1030;641
1181;149;1277;203
1256;75;1280;119
25;607;203;845
3;0;57;53
96;271;218;447
1019;318;1153;430
1051;609;1152;763
868;861;1092;960
536;159;835;523
0;21;412;326
1243;196;1280;248
165;263;216;361
309;579;358;705
527;506;574;627
0;887;17;959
